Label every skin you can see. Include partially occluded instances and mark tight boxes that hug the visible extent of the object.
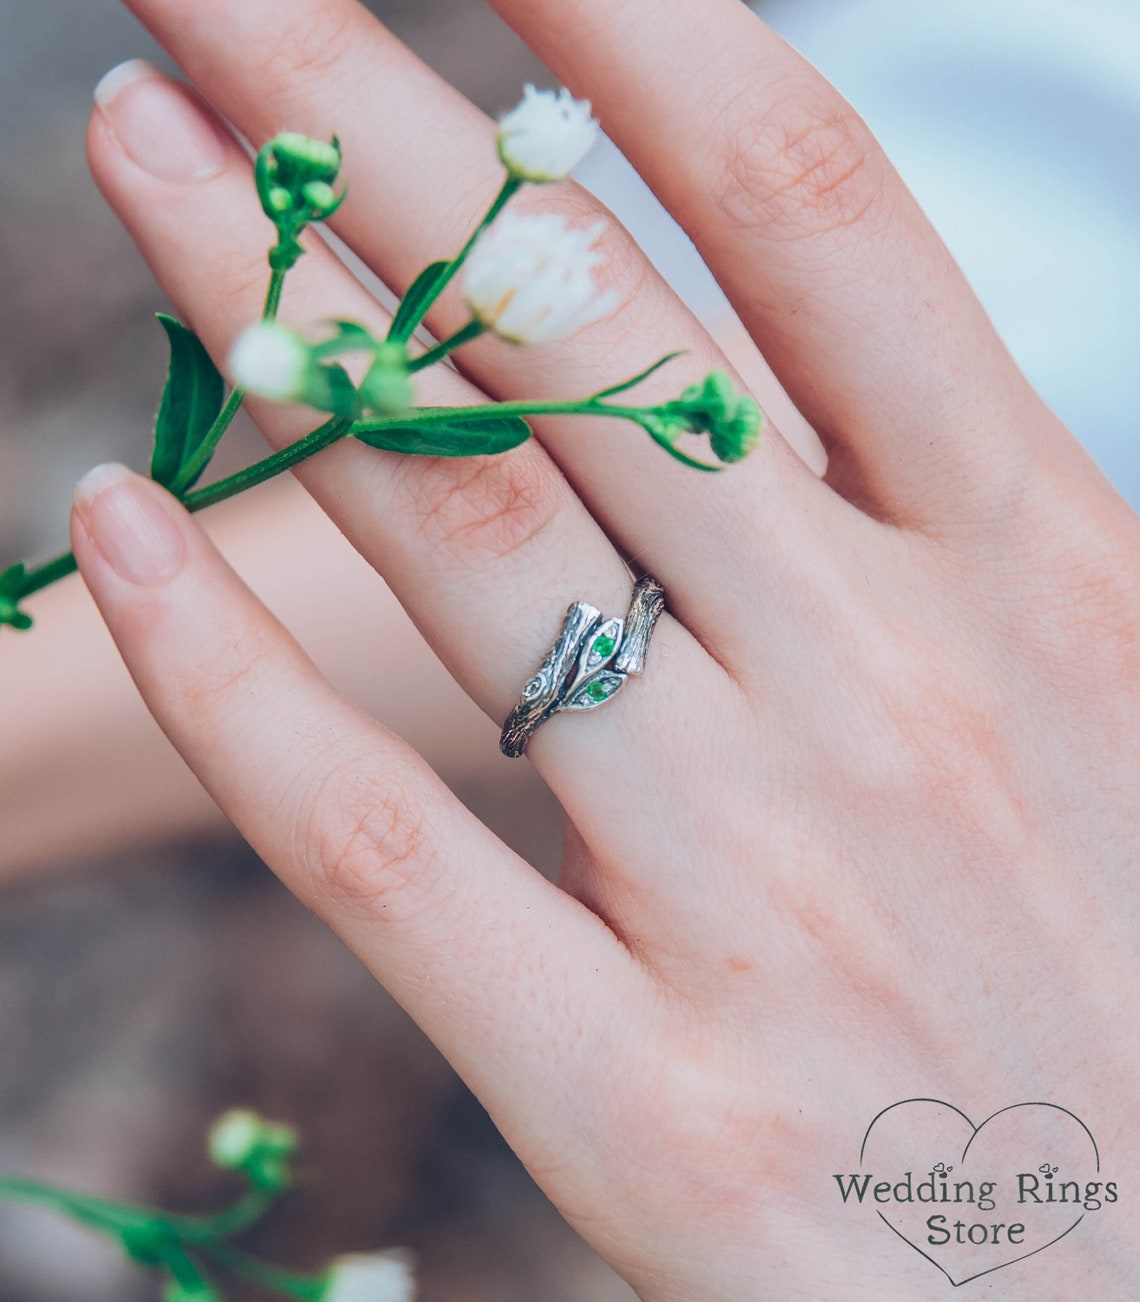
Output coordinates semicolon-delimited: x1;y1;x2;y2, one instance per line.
0;477;519;880
59;0;1140;1295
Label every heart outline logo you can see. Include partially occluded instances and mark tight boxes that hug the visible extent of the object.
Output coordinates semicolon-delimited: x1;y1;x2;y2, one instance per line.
858;1098;1100;1287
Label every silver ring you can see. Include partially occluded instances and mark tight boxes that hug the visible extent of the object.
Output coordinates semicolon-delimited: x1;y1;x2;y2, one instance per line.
500;575;666;758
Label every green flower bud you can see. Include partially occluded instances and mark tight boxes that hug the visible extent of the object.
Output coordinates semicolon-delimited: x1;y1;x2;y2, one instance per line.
681;370;736;424
208;1108;298;1190
272;132;342;181
374;341;410;369
667;370;763;465
360;342;413;414
255;133;346;255
709;395;763;463
302;180;338;213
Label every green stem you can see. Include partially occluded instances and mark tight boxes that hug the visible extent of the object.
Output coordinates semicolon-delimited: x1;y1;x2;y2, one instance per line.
169;265;289;496
182;416;354;511
18;550;79;597
169;386;245;496
15;416;353;604
191;1186;279;1240
201;1241;324;1300
0;1177;171;1238
408;320;487;372
354;397;646;431
162;1245;219;1296
11;394;657;613
388;176;520;343
0;1175;314;1298
358;396;720;472
262;265;288;321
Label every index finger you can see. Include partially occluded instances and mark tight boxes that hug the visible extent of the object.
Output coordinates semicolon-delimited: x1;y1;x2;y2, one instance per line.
69;461;646;1178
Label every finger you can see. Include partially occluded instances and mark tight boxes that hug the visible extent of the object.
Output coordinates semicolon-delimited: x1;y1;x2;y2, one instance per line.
117;0;854;636
485;0;1070;524
86;64;743;917
69;461;649;1175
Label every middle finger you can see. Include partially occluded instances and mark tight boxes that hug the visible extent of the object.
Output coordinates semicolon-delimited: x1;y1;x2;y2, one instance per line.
120;0;864;652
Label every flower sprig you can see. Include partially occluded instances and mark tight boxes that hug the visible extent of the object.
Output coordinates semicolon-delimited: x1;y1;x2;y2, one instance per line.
0;1109;416;1301
0;85;763;632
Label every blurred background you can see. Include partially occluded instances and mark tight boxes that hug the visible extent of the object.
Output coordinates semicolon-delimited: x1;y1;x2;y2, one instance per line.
0;0;1137;1297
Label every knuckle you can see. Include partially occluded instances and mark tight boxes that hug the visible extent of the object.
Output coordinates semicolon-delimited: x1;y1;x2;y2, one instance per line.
574;211;653;337
164;624;270;718
299;759;436;920
999;485;1140;690
511;184;651;353
708;82;882;238
869;650;1038;871
256;2;357;88
615;1024;813;1220
400;444;563;565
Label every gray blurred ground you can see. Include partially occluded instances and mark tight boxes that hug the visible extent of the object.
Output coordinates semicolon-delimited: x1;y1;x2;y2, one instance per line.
0;2;633;1299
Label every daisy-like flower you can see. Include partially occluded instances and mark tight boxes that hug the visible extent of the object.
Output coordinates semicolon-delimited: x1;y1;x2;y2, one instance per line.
319;1251;417;1302
229;323;311;401
497;85;599;183
463;212;621;346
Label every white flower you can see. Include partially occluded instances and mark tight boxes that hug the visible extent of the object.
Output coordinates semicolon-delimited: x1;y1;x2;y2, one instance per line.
497;85;599;183
463;212;621;346
229;322;311;401
319;1251;416;1302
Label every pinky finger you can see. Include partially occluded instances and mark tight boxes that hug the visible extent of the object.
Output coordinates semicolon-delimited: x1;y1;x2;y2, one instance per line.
69;461;643;1163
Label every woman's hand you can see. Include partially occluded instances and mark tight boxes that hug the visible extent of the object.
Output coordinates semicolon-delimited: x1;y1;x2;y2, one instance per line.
66;0;1140;1295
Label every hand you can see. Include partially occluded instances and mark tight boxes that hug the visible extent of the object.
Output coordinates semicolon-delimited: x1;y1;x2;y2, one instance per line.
70;1;1139;1295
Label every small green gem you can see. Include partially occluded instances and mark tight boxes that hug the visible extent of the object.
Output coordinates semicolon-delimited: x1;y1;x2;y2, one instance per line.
587;681;610;702
593;633;616;658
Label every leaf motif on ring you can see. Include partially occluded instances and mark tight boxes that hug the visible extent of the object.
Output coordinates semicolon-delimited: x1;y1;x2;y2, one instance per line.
577;615;623;675
564;670;625;711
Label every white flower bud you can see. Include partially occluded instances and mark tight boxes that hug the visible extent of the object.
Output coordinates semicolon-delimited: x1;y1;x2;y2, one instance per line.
208;1110;263;1169
463;212;621;346
229;323;311;401
497;85;599;183
319;1251;416;1302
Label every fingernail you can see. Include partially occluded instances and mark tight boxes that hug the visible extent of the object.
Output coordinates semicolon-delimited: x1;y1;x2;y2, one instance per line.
94;59;227;183
74;464;186;587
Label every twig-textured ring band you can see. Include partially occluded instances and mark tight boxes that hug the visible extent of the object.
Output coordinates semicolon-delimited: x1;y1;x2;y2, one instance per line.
499;575;666;758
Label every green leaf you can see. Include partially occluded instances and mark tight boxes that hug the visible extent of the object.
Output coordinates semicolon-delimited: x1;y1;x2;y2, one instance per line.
0;562;33;630
0;562;24;594
388;261;453;344
309;362;360;419
355;411;532;457
149;315;225;491
641;420;722;472
591;352;685;402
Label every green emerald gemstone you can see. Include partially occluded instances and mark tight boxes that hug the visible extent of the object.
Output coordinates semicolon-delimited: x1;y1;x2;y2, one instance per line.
593;633;617;658
587;680;610;702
